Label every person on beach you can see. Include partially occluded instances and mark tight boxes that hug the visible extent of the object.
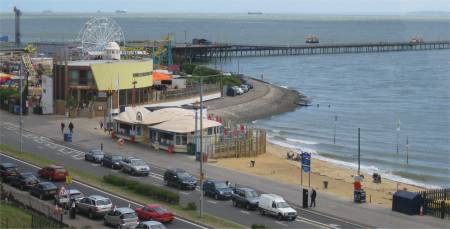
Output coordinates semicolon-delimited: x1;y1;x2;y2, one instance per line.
60;122;65;134
68;122;74;134
310;189;316;208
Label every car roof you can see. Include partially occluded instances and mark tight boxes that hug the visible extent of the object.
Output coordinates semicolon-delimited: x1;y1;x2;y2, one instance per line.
47;165;64;169
261;193;284;201
20;172;34;176
39;181;56;187
1;163;16;168
68;189;81;194
145;204;161;208
141;221;163;226
116;207;135;214
237;187;255;192
88;195;108;200
207;179;225;184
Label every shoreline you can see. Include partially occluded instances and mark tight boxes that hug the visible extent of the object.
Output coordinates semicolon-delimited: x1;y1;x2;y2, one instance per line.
208;78;429;207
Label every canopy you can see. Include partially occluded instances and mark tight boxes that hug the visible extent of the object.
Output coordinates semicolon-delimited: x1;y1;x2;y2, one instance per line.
114;107;194;125
0;73;13;83
150;117;222;133
152;71;172;81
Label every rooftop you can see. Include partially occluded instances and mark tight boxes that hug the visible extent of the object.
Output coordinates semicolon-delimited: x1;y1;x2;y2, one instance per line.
65;59;151;67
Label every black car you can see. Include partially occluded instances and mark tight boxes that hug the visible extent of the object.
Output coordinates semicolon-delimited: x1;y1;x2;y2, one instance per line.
9;172;40;190
203;179;233;200
84;149;105;163
164;169;197;190
0;162;18;182
29;182;58;200
101;154;123;169
231;187;260;210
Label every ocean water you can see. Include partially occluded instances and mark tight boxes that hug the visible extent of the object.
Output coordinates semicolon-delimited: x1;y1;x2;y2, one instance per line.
0;13;449;187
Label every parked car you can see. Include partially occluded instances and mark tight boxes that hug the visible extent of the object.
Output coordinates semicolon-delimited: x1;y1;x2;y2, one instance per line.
231;86;244;95
55;188;84;209
240;84;249;93
9;172;40;190
231;187;260;210
104;207;139;228
0;162;18;182
135;204;174;223
85;149;105;163
258;194;297;221
202;179;233;200
120;157;150;176
163;169;197;190
76;195;113;219
102;154;124;169
29;181;58;200
135;221;167;229
38;165;69;181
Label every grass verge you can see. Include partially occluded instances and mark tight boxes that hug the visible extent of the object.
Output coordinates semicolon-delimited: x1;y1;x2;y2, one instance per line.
0;144;246;229
0;202;32;228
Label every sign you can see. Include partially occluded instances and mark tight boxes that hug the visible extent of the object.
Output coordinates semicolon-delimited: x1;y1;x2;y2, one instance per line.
301;152;311;173
136;111;142;122
65;175;73;184
98;92;107;98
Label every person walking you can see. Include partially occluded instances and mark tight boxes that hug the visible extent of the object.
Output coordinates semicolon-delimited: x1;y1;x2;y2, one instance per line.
68;122;74;134
60;122;65;134
310;189;317;208
99;120;104;129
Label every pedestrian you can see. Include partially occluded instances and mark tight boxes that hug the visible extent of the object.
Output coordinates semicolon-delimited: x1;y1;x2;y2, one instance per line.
68;122;74;134
60;122;65;134
310;189;316;208
99;120;104;129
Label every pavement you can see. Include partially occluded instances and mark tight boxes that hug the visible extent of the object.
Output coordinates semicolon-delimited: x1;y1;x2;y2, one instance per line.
0;110;448;228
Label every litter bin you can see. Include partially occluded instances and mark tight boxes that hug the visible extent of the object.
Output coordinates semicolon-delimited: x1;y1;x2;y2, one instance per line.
354;190;366;203
64;133;72;142
392;190;423;215
302;188;309;208
323;181;329;189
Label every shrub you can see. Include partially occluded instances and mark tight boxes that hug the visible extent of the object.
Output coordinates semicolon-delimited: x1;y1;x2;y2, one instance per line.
181;63;197;75
251;224;269;229
185;202;197;211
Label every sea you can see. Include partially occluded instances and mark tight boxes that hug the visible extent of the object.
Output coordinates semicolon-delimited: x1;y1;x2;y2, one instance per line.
1;13;449;188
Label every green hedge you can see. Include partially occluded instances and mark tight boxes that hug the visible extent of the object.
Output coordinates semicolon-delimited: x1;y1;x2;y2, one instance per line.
251;224;269;229
103;175;180;204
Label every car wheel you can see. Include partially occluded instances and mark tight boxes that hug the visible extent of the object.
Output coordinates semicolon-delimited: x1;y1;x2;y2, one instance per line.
246;203;251;210
20;184;24;190
232;200;236;207
214;194;219;200
164;179;168;186
277;214;283;220
131;170;136;176
177;183;182;190
88;210;94;219
39;194;43;200
260;209;265;215
101;161;104;166
104;219;108;226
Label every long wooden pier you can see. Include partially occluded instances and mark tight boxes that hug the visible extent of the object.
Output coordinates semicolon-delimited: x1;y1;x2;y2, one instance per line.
171;40;450;61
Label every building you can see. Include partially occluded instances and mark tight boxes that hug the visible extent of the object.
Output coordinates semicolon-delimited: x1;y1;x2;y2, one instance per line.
53;58;154;116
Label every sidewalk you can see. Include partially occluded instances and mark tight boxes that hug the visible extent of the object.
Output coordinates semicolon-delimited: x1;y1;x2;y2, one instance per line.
1;111;448;228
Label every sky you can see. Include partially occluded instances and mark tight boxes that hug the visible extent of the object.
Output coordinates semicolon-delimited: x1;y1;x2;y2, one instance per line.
1;0;450;14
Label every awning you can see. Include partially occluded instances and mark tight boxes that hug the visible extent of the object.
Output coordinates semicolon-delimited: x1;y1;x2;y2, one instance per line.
152;71;172;81
90;60;153;91
113;107;195;125
150;117;222;134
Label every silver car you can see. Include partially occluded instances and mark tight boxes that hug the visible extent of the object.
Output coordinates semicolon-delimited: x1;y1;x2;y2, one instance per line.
135;221;167;229
104;207;139;229
76;195;112;218
85;149;105;163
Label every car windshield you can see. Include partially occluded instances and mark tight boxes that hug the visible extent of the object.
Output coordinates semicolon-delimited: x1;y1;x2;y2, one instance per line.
215;182;228;189
6;167;17;171
177;172;191;179
131;160;145;166
121;212;137;219
152;207;167;214
24;175;38;181
92;150;103;155
246;190;258;198
276;202;290;208
42;183;56;189
150;225;166;229
70;193;83;199
55;168;66;173
96;199;111;206
112;156;122;161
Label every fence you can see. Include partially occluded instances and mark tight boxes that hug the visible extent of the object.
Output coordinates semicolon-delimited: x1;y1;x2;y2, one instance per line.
417;188;450;219
207;128;266;159
159;83;221;101
0;184;67;228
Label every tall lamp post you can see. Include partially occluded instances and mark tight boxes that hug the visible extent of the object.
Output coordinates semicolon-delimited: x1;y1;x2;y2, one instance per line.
132;79;137;107
396;120;401;154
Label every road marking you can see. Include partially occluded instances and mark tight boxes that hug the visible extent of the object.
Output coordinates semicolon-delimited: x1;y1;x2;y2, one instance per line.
0;153;208;229
240;210;250;215
328;223;340;228
294;207;369;229
180;191;190;195
275;221;288;227
296;217;331;228
207;200;217;204
90;163;100;167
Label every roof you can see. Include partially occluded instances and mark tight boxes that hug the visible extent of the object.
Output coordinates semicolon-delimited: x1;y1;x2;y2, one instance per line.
261;193;284;201
47;165;64;169
114;107;195;125
150;117;222;134
105;42;120;50
116;207;135;214
152;71;172;81
90;60;153;91
141;221;163;226
146;204;161;208
89;195;108;200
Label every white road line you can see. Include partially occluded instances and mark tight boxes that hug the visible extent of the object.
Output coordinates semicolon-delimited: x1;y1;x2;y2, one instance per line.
296;217;331;229
328;223;341;228
207;200;218;204
275;221;288;227
180;191;190;195
0;153;208;229
295;207;369;229
240;210;250;215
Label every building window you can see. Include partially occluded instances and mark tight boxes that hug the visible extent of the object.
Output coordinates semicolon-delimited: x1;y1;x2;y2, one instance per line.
69;70;79;85
176;134;188;145
87;71;94;86
136;126;142;136
207;128;212;135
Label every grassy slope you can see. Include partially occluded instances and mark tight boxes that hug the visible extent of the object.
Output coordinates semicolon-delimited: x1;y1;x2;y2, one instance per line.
0;202;32;228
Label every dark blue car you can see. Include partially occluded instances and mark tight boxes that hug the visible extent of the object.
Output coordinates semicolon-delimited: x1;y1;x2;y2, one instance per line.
203;179;233;200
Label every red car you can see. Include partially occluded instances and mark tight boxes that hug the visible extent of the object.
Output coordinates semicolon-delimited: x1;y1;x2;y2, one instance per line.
135;204;174;223
38;165;69;181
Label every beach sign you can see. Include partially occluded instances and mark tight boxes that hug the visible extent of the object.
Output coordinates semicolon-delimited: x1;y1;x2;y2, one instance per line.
301;152;311;173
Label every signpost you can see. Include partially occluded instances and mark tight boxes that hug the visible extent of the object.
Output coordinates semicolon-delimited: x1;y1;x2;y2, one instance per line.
300;152;311;187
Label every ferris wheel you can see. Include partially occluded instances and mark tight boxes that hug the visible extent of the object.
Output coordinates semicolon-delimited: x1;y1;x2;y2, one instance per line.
78;17;125;55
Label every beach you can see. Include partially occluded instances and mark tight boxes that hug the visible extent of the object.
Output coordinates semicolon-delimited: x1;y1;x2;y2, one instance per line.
208;79;425;208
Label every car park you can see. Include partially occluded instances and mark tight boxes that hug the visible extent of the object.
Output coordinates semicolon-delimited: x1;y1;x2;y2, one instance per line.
29;181;58;200
102;154;124;169
0;162;18;182
55;188;84;209
203;179;233;200
120;156;150;176
38;165;69;181
163;169;197;190
76;195;113;219
258;194;297;221
135;204;174;223
135;221;167;229
85;149;105;163
231;187;260;210
9;172;40;190
104;207;139;228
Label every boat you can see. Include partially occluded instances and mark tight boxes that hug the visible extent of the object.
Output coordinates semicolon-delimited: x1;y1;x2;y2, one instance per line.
305;35;319;44
410;36;424;44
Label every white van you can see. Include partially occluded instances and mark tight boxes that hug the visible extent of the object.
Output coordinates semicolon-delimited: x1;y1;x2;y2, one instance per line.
258;194;297;220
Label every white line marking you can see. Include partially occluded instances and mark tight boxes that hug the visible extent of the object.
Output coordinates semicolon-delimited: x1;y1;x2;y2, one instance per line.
296;217;331;228
328;223;340;228
180;191;190;195
294;207;368;229
207;200;217;204
275;221;288;227
240;210;250;215
0;153;208;229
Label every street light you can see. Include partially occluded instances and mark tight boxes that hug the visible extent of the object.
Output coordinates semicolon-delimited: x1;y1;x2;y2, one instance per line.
192;100;202;217
396;120;401;154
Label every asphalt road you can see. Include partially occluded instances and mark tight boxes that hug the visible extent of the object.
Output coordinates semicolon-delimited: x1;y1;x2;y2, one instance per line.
0;121;369;229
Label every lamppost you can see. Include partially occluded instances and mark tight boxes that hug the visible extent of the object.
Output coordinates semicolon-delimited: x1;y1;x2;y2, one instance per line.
333;115;338;144
192;100;202;217
199;75;204;217
396;120;401;154
132;79;137;107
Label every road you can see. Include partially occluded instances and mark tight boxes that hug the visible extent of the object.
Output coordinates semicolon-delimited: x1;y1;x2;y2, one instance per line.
0;120;370;229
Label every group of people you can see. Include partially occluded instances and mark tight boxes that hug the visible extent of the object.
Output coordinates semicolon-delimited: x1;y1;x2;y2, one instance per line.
60;121;74;134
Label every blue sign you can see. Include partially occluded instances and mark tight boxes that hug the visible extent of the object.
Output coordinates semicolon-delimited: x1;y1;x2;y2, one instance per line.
301;152;311;173
0;35;8;42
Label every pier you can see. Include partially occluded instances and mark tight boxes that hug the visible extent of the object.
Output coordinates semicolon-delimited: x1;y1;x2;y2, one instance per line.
170;40;450;61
